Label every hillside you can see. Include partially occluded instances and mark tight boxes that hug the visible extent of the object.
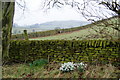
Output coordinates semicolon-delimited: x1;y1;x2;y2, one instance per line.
12;20;90;34
33;20;90;29
30;16;119;40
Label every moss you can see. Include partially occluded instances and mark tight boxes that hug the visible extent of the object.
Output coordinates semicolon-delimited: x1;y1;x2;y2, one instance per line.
8;40;120;66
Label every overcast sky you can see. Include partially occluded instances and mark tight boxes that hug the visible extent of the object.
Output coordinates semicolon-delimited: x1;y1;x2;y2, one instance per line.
13;0;118;26
13;0;88;26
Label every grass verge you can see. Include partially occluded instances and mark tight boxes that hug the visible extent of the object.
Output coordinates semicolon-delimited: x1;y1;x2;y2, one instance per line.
2;62;119;78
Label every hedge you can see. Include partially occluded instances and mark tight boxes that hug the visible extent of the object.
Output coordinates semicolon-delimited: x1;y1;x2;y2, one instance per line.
9;40;120;65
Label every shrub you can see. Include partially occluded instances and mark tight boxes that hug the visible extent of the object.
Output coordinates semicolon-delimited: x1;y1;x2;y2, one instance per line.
29;59;48;67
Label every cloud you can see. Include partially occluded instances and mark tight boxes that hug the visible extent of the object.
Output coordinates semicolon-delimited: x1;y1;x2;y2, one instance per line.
13;0;86;26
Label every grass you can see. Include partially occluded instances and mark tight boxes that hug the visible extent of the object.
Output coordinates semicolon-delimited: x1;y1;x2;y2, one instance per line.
30;28;96;40
29;16;119;40
29;26;118;40
83;64;119;78
2;62;119;78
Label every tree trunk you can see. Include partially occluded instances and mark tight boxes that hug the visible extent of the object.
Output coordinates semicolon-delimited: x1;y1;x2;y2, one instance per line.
2;2;15;63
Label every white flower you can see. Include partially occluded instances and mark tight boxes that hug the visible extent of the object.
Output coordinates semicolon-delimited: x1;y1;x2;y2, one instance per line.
59;62;87;72
59;62;75;72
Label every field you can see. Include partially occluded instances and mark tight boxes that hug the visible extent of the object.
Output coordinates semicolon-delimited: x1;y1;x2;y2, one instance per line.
30;16;119;40
30;27;118;40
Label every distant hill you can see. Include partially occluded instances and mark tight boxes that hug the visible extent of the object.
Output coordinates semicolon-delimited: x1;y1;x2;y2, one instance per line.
28;20;90;29
12;20;90;34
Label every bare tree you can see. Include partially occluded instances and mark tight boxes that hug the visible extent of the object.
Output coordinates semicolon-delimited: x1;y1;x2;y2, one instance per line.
43;0;119;19
78;0;120;39
100;0;120;15
43;0;120;40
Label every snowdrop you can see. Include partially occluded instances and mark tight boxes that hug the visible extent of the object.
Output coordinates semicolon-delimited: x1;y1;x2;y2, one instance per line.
59;62;75;72
74;62;87;68
59;62;87;72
